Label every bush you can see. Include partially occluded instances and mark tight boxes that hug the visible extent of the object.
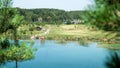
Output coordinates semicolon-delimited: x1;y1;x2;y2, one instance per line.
29;27;34;31
66;20;71;24
0;37;10;49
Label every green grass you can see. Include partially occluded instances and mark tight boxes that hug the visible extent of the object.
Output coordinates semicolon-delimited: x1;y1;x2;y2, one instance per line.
6;24;119;44
98;43;120;50
46;24;119;42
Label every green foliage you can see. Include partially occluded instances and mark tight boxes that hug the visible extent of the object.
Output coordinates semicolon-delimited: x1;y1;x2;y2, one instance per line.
66;20;72;24
0;0;16;33
83;0;120;31
0;0;12;8
0;0;24;33
10;13;24;46
11;14;24;28
6;42;36;61
17;8;85;24
0;37;10;49
0;8;13;33
0;0;36;66
105;52;120;68
34;22;46;26
0;42;36;63
29;27;34;31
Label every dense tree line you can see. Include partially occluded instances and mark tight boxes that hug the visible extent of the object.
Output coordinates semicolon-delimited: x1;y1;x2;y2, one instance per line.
16;8;85;24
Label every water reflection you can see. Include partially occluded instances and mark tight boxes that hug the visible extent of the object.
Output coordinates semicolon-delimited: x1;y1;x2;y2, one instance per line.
77;39;90;47
40;39;45;46
105;51;120;68
0;63;6;68
2;40;120;68
56;40;67;44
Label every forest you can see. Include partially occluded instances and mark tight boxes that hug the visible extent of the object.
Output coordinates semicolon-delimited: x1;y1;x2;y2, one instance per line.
17;8;86;24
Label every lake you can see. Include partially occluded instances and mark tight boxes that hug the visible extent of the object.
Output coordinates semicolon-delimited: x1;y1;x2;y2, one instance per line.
5;40;120;68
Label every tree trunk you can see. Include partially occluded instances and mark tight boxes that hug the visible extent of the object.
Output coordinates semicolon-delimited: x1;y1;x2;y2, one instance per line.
15;60;18;68
13;28;19;46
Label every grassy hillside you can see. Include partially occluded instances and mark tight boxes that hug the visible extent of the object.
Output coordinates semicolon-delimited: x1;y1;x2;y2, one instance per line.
47;25;118;42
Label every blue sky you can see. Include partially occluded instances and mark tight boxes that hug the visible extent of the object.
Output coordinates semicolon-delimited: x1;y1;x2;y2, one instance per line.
13;0;93;11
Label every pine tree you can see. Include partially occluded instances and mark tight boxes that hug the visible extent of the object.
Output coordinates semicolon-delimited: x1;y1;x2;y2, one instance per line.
83;0;120;31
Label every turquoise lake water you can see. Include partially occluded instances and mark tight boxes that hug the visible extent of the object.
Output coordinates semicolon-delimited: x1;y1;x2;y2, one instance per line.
5;40;120;68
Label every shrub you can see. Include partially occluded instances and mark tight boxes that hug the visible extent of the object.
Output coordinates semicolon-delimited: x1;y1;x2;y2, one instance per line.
0;37;10;49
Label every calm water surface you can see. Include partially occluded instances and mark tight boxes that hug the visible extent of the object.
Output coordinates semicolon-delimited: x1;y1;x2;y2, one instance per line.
6;40;120;68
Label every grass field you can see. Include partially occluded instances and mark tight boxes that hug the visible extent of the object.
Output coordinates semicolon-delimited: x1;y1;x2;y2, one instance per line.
46;24;118;42
6;24;119;44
